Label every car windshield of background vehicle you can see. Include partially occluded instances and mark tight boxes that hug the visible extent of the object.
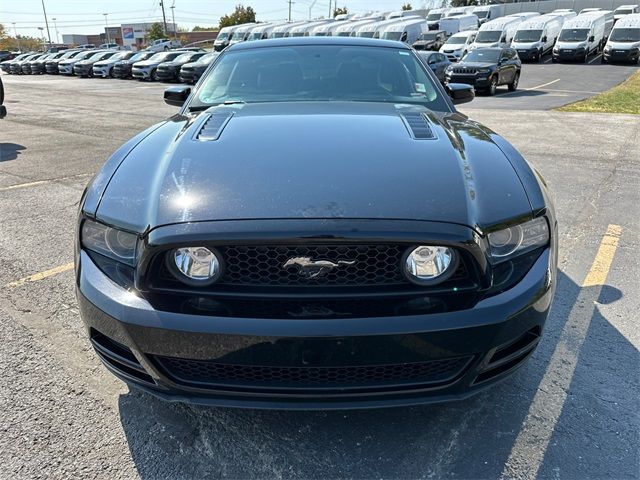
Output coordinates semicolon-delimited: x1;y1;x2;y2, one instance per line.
174;53;194;63
514;29;543;42
446;36;468;45
427;13;443;21
463;49;501;62
558;28;589;41
200;53;219;64
382;31;403;40
191;45;449;111
475;30;502;42
128;52;148;62
475;11;489;19
609;28;640;42
616;8;634;14
419;33;438;41
150;52;172;61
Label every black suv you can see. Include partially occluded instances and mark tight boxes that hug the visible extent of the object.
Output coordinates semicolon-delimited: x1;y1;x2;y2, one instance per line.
445;47;521;96
412;31;448;51
0;75;6;118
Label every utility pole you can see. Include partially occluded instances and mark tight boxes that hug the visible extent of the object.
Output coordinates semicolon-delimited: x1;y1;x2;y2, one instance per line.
103;13;110;44
308;0;317;19
170;2;177;39
41;0;52;46
328;0;332;18
160;0;168;35
52;17;59;44
12;23;22;52
288;0;294;22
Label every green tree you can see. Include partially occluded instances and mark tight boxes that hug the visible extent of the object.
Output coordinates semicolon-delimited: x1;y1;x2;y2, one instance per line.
219;5;256;29
333;6;348;17
192;25;217;31
401;3;413;10
449;0;478;6
147;22;165;41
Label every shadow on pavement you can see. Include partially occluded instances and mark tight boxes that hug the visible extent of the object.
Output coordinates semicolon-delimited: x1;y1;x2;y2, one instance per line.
0;143;26;162
116;270;636;479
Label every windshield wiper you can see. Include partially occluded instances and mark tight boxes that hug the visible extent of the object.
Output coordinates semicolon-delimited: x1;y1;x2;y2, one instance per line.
222;100;246;105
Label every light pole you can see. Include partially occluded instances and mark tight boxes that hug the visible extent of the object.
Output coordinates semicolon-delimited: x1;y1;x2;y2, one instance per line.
37;26;46;50
308;0;317;19
103;13;110;44
52;17;59;44
41;0;52;46
12;22;22;52
170;3;177;39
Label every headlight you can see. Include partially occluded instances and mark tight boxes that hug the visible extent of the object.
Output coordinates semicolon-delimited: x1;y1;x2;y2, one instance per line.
81;220;138;266
553;47;559;53
604;46;611;53
169;247;222;285
487;217;549;263
403;246;457;285
477;68;491;73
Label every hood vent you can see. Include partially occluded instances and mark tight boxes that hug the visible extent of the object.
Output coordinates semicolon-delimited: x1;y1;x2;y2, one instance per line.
401;113;436;140
195;112;233;141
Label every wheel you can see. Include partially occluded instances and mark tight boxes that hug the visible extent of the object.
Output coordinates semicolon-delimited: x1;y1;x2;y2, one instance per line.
151;69;158;81
163;46;169;51
107;67;113;78
508;72;519;92
583;51;589;63
537;51;543;63
601;55;606;64
487;76;497;96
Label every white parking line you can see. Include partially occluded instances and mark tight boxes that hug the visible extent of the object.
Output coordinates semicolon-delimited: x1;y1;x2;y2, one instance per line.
543;57;553;64
544;88;601;94
495;78;561;97
588;53;603;64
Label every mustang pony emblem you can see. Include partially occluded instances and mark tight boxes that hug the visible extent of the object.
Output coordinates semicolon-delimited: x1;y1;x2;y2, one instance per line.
283;257;356;279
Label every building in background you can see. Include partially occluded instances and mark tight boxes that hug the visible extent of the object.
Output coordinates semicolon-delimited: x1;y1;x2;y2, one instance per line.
120;22;177;50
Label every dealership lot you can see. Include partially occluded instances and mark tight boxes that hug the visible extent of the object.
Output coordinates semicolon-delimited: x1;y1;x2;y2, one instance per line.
0;71;639;479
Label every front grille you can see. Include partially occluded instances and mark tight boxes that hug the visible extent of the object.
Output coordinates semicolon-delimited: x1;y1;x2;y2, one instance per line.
154;355;473;390
451;67;478;74
219;244;407;286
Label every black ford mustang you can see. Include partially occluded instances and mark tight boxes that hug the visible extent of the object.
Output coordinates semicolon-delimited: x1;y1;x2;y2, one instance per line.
76;37;557;409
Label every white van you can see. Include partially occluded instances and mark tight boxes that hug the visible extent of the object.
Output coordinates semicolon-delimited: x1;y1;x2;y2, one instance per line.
551;9;578;20
333;17;383;37
355;17;411;38
579;8;602;15
440;14;479;36
553;11;610;62
426;8;450;30
446;6;476;17
269;21;307;38
472;5;504;25
439;30;478;61
246;21;288;41
470;16;523;49
311;16;350;36
507;12;541;21
380;17;427;44
228;23;258;45
288;20;335;37
512;14;565;61
614;5;639;21
214;24;243;51
603;13;640;63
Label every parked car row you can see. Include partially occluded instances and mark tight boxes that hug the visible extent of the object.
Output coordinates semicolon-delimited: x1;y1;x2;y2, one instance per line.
0;46;222;84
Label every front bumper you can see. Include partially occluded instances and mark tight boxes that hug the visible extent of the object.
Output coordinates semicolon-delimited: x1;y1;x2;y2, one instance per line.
132;68;152;79
93;66;111;77
442;50;463;62
74;65;92;76
515;48;541;61
77;244;555;410
58;64;74;75
553;48;586;61
445;73;492;89
112;66;132;78
156;68;178;81
603;48;639;63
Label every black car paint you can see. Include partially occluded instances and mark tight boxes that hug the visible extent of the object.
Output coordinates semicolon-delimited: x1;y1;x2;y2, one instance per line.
155;52;206;82
412;31;448;51
112;52;156;79
417;51;452;83
446;48;521;94
76;37;556;409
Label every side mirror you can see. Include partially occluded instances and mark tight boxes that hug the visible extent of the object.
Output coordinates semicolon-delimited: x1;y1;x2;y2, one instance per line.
164;86;191;107
541;36;547;42
589;35;595;42
501;35;507;42
0;105;6;119
446;83;475;105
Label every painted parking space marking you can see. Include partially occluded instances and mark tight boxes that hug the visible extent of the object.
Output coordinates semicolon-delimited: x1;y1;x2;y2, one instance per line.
495;78;561;97
588;54;603;64
502;224;623;478
6;262;75;288
0;173;93;192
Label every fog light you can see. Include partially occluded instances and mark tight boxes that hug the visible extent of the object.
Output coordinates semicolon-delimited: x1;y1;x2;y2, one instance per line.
170;247;222;285
403;246;457;285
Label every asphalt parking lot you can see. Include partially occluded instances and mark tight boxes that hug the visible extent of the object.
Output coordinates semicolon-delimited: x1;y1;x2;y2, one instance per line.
0;70;639;479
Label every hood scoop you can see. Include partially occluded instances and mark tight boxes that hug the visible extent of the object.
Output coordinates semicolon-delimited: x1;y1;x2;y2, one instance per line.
401;112;436;140
195;112;234;141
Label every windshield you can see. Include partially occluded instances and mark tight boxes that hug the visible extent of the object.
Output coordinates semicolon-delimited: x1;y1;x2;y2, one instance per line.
558;28;589;42
475;10;489;19
248;32;263;40
88;52;108;61
190;45;449;111
174;53;195;63
476;30;501;42
427;13;443;21
615;8;633;14
446;36;468;45
462;49;500;62
514;29;543;42
609;28;640;41
419;33;438;41
358;31;376;38
199;53;220;64
271;32;286;38
77;51;96;60
217;32;230;41
382;31;403;40
149;52;173;62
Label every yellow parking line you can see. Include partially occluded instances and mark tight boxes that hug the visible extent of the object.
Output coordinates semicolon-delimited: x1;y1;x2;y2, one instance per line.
583;224;622;287
6;262;75;288
502;224;622;478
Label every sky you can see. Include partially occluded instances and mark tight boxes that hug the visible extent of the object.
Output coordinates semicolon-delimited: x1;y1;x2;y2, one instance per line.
1;0;430;41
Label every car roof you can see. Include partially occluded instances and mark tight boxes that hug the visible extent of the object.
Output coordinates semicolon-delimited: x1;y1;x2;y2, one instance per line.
613;12;640;26
228;36;411;51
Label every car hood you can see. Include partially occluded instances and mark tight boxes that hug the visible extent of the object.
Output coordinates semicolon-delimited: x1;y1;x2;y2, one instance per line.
93;102;533;232
159;61;181;68
182;61;208;69
606;40;640;49
134;60;161;67
456;61;495;68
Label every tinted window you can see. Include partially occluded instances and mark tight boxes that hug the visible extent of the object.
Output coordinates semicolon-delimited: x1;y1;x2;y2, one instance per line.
463;49;501;62
558;28;589;41
514;29;543;42
476;30;502;42
609;28;640;41
191;45;449;111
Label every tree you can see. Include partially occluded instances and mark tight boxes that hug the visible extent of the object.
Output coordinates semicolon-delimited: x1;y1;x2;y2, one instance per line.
449;0;478;6
401;3;412;10
219;5;256;29
333;6;348;17
147;22;165;41
193;25;217;31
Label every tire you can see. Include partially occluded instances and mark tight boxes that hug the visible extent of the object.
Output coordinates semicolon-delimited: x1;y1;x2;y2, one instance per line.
163;46;169;51
601;55;606;64
487;76;497;96
151;69;158;81
583;51;589;63
508;72;519;92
